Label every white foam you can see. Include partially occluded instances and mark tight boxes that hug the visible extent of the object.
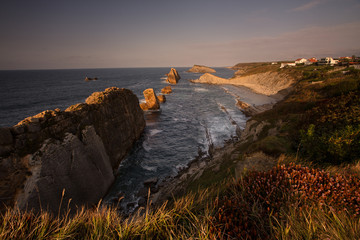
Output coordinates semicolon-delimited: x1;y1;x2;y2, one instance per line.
194;87;208;92
142;141;151;152
141;164;157;172
149;129;163;136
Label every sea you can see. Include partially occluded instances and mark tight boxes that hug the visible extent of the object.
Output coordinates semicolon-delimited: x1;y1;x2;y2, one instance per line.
0;67;275;212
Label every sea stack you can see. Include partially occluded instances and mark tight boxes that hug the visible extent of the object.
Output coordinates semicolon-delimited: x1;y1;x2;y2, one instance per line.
166;68;180;84
140;88;160;110
187;65;216;73
0;87;145;214
161;86;172;94
157;94;166;103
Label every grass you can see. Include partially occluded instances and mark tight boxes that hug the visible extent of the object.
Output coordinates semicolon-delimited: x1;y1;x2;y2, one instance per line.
2;162;360;239
231;62;280;77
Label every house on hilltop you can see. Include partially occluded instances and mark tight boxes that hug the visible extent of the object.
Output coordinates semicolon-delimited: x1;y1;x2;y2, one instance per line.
295;58;309;65
308;57;318;64
318;57;338;66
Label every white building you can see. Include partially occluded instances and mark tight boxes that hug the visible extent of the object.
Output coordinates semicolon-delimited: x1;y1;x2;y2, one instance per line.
295;58;309;64
318;57;338;66
280;63;296;68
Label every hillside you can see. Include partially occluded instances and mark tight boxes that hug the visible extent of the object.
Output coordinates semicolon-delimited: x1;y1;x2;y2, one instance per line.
1;63;360;239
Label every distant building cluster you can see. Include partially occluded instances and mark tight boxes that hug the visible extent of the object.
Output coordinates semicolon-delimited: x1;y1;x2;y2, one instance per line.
280;56;360;69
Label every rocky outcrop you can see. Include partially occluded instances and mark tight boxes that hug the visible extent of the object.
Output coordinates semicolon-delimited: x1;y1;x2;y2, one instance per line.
191;72;293;96
190;73;229;85
139;88;160;111
187;65;216;73
161;86;172;94
166;68;180;84
157;94;166;103
236;100;273;117
85;77;98;81
0;87;145;213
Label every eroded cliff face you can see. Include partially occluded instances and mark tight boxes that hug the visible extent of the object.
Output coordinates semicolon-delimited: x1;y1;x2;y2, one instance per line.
0;87;145;213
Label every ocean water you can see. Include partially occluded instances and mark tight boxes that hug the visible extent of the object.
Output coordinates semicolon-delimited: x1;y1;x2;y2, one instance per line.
0;67;262;212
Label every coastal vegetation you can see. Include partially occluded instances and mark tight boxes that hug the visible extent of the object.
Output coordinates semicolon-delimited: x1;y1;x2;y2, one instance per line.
1;63;360;239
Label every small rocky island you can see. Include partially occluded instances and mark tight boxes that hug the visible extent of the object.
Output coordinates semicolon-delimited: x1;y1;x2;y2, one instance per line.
0;87;145;213
166;68;180;84
187;65;216;73
85;77;98;81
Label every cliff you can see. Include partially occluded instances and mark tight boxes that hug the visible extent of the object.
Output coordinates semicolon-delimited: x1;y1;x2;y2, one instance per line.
191;72;293;96
187;65;216;73
0;87;145;213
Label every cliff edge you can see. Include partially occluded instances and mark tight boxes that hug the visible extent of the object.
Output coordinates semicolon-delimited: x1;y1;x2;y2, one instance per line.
0;87;145;213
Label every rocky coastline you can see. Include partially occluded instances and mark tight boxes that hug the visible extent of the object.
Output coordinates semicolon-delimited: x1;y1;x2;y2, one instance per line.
0;87;145;213
148;94;281;207
138;71;295;209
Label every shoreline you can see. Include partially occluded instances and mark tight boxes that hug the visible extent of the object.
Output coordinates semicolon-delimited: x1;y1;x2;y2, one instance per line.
144;82;288;209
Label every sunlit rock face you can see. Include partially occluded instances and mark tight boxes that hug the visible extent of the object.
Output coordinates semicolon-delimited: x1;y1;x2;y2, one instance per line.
139;88;160;110
166;68;180;84
0;87;145;213
157;94;166;103
161;86;172;94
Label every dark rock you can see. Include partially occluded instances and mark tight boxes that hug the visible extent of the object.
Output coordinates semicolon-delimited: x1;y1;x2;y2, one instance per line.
137;187;149;197
138;197;146;206
0;87;146;214
144;177;158;187
0;128;13;145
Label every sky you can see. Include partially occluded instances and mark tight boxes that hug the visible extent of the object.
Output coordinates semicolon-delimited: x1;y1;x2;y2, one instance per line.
0;0;360;70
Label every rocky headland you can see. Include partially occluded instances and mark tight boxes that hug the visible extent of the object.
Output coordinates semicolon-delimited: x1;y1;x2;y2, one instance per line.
187;65;216;73
0;87;145;213
191;72;293;96
166;68;180;84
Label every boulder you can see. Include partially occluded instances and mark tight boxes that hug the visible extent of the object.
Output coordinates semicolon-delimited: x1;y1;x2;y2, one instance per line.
157;94;166;103
161;86;172;94
187;65;216;73
85;77;98;81
0;87;146;213
166;68;180;84
142;88;160;110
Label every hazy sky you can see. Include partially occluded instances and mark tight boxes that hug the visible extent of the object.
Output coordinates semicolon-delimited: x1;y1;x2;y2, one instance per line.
1;0;360;70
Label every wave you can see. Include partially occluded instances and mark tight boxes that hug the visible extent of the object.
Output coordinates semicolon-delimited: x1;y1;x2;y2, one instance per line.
194;87;209;92
149;129;163;136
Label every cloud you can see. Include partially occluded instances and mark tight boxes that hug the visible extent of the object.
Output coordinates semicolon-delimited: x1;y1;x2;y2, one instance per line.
290;0;327;12
187;21;360;64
